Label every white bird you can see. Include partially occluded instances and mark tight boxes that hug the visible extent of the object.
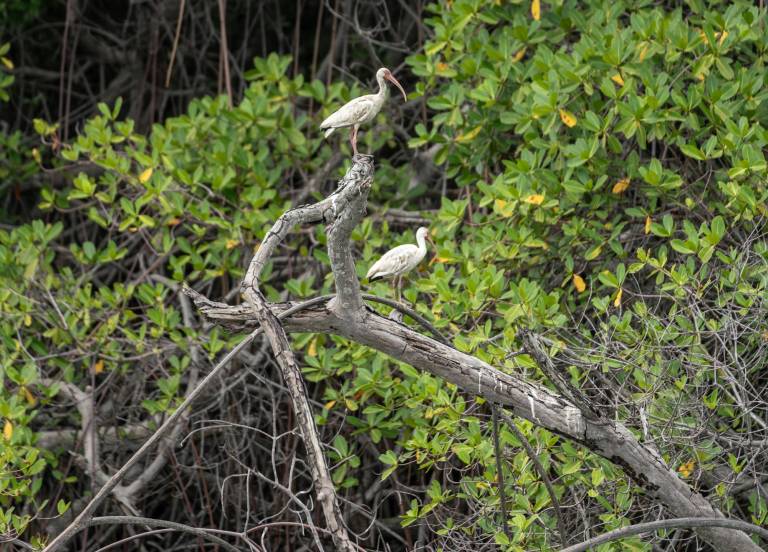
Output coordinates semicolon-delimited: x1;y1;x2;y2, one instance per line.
321;67;407;156
366;227;433;302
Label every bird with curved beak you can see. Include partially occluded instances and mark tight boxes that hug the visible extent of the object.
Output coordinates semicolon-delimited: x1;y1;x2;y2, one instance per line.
366;227;434;303
320;67;407;156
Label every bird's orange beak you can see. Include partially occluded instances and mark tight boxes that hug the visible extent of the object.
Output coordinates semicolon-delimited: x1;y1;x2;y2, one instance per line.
385;73;407;102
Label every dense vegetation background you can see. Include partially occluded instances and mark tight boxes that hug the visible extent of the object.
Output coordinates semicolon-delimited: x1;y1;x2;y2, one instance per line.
1;0;767;550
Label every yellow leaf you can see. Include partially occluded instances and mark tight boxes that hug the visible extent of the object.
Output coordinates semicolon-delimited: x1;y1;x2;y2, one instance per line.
572;274;586;293
93;360;104;374
524;194;545;205
21;386;36;406
138;167;153;184
531;0;540;21
167;217;181;226
638;44;650;62
611;73;625;87
613;288;623;307
678;459;696;478
494;198;515;218
3;420;12;441
612;178;630;194
436;61;449;72
307;338;318;357
430;256;453;265
645;216;651;235
225;239;239;250
455;126;482;143
324;400;336;410
718;30;728;46
24;314;32;327
559;108;577;128
761;330;768;342
1;57;13;70
513;48;527;62
31;148;41;163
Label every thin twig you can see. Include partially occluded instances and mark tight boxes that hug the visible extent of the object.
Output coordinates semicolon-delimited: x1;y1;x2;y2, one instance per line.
499;411;568;546
85;517;239;552
164;0;185;87
42;295;334;552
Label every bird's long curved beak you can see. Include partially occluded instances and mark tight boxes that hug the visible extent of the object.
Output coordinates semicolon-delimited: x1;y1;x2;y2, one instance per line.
386;73;408;102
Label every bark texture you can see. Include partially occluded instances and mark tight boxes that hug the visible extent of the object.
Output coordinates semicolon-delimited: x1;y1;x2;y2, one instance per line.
188;155;762;552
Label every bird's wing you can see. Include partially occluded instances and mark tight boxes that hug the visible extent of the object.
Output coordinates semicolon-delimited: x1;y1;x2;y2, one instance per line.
321;95;377;129
366;244;419;280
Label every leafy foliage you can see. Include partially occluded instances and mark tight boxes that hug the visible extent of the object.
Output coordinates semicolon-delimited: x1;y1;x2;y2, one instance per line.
1;1;767;550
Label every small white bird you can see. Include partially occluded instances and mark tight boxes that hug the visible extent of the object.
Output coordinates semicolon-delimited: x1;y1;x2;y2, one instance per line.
366;227;433;302
321;67;407;156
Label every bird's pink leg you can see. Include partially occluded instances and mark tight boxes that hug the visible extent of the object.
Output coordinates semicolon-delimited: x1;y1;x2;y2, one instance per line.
350;125;359;156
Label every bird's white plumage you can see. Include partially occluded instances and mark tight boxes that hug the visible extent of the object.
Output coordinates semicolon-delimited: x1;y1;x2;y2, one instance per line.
320;95;381;131
366;227;430;281
366;244;422;280
320;68;406;155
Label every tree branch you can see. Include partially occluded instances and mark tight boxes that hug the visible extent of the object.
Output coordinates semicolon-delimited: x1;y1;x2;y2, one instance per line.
187;151;762;552
559;517;768;552
42;295;334;552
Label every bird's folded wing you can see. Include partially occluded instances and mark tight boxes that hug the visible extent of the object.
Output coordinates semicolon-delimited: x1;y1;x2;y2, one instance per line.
321;96;375;129
366;245;416;279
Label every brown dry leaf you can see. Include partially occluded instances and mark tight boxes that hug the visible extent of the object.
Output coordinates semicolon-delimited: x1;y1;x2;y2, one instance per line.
573;274;586;293
559;109;577;128
612;178;630;194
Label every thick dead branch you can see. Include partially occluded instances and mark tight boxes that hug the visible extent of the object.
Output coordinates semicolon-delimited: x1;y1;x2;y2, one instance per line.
188;154;762;552
243;290;356;552
42;295;334;552
559;517;768;552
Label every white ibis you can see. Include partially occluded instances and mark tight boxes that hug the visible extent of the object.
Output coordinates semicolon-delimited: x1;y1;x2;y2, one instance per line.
321;67;407;156
366;227;432;302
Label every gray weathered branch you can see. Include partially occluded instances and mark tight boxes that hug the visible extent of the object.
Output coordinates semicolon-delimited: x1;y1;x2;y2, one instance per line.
190;153;762;552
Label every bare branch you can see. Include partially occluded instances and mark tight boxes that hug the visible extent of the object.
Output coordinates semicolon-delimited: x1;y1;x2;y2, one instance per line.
559;517;768;552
